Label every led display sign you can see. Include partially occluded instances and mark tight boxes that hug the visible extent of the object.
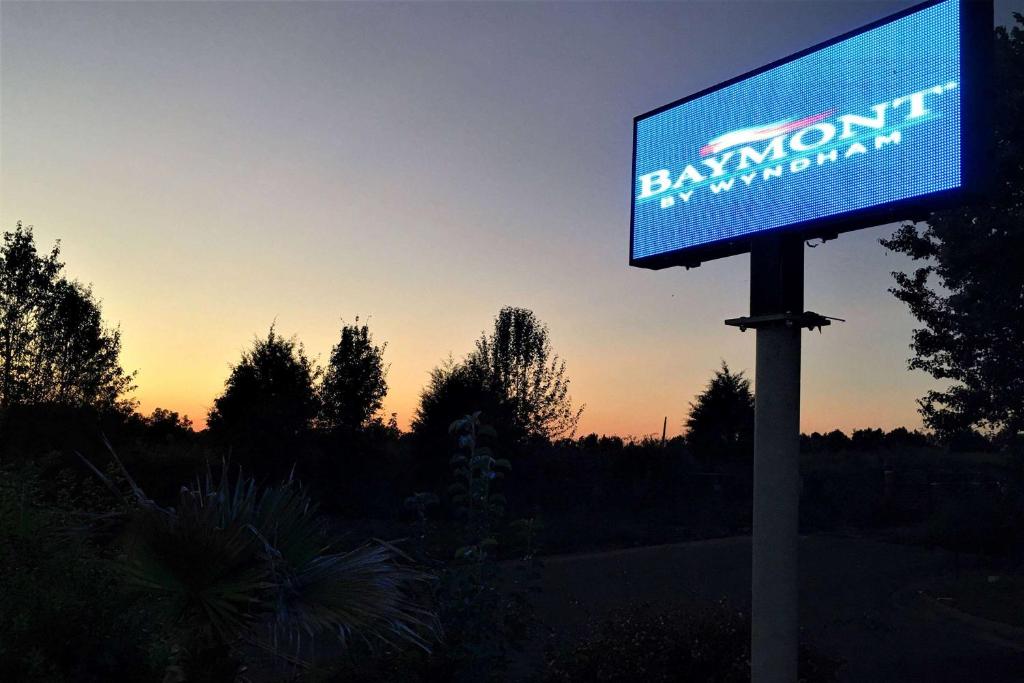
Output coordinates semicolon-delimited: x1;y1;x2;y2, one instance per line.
630;0;990;268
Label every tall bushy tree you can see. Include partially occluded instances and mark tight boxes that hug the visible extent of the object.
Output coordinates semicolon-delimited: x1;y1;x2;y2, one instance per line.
207;326;319;473
685;362;755;460
411;358;510;486
880;17;1024;442
468;307;583;441
0;222;134;411
413;359;495;435
319;318;388;433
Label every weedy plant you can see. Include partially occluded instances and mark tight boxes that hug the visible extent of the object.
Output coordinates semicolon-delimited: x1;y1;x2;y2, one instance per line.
434;413;537;681
404;491;441;561
390;413;543;681
77;437;438;680
448;412;511;566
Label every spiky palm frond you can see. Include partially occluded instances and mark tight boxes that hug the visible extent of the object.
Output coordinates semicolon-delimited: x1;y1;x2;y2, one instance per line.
120;469;275;643
80;447;438;671
266;540;438;653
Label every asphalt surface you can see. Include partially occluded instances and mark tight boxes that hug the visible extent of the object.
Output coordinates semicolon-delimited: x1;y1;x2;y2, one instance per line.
532;535;1024;682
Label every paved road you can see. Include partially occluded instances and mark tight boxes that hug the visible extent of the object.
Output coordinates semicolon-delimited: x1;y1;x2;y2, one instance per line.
532;535;1024;682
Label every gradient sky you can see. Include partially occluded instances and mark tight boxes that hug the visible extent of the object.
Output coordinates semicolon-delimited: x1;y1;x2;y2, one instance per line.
2;0;1021;437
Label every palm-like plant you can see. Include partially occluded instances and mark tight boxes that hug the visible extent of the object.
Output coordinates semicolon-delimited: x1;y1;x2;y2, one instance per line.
79;439;437;677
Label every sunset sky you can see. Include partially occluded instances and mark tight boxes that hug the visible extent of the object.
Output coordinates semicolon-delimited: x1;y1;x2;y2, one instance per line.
3;0;1022;437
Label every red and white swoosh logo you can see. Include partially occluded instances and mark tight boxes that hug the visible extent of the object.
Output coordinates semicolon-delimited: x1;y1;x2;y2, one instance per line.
699;109;835;157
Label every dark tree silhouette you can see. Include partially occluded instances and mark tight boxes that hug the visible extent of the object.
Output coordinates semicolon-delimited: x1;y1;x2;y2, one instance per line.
0;222;135;411
143;407;194;441
412;307;582;485
684;362;755;460
207;326;319;474
883;427;930;449
467;306;583;441
413;359;508;435
881;17;1024;442
850;428;886;451
319;318;388;433
411;357;511;486
822;429;851;452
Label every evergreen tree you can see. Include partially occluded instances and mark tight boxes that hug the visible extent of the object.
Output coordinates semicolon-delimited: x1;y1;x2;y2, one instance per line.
684;362;755;459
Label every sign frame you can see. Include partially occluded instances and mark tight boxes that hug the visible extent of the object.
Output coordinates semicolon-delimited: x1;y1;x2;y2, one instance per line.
629;0;992;270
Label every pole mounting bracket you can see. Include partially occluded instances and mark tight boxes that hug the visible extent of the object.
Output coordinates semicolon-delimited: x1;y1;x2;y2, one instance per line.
724;310;841;332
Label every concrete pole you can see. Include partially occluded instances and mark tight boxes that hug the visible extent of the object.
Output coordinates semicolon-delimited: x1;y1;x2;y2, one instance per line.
751;321;801;683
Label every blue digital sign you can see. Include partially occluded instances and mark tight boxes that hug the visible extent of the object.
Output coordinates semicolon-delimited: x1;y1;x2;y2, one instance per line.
631;0;988;268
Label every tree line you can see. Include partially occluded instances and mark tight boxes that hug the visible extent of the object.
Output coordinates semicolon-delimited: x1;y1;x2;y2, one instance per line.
2;18;1021;681
4;11;1024;455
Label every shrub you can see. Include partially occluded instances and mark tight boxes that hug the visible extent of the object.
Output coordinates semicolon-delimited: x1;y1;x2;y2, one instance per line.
541;601;840;683
926;481;1024;557
0;465;167;682
77;448;439;679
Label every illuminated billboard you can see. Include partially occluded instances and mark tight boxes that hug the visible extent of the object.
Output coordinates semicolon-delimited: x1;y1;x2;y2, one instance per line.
630;0;991;269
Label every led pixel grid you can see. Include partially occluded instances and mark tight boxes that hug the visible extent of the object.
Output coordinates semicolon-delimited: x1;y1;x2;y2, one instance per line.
631;0;963;265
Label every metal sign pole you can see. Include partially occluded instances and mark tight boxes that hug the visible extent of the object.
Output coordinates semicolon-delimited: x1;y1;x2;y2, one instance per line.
726;236;829;683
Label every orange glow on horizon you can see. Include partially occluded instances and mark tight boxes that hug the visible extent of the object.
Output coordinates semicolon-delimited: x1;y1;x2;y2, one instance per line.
2;0;943;443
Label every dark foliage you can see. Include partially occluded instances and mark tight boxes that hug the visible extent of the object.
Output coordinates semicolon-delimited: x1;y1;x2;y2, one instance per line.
685;362;755;460
881;426;931;450
411;357;514;489
945;427;996;453
320;318;388;433
77;453;439;679
411;307;583;491
140;407;194;443
880;16;1024;442
801;430;853;452
468;307;584;441
0;222;135;412
439;415;537;680
801;427;931;453
0;404;206;505
0;465;167;682
926;478;1024;558
307;418;415;518
504;436;752;553
206;325;320;478
541;601;840;683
